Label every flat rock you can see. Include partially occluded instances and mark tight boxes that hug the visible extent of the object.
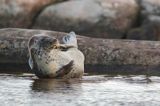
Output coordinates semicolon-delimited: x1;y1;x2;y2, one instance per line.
1;28;160;75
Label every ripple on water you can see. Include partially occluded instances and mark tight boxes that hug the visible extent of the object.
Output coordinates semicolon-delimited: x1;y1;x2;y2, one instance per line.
0;74;160;106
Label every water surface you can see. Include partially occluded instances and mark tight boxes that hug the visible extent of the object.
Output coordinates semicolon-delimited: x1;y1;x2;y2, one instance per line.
0;74;160;106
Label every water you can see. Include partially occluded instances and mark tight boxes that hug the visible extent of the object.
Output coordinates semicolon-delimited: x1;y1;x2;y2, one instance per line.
0;74;160;106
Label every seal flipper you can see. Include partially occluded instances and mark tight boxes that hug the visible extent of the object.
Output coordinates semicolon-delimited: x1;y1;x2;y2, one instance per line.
62;31;77;47
29;56;33;70
28;48;37;70
55;60;74;78
30;52;45;78
29;48;40;74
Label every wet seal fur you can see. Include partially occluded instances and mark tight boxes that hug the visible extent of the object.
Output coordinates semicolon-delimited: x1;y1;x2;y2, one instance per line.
28;32;84;79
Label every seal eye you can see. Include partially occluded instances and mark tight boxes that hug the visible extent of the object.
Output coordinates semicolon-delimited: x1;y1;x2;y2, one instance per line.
59;46;71;51
60;47;68;51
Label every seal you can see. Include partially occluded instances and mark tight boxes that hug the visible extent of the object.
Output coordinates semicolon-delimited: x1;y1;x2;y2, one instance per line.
28;32;84;79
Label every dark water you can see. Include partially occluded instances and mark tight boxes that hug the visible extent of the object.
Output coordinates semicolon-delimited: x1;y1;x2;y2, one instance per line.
0;74;160;106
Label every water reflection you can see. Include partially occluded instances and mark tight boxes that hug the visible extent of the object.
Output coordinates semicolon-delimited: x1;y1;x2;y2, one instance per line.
31;78;82;93
31;75;154;93
29;78;84;106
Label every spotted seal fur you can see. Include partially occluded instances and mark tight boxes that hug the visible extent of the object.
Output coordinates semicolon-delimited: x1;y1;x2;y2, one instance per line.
28;32;84;79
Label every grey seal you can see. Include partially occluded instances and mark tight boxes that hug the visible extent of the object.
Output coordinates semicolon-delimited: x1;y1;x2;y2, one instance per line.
28;32;84;79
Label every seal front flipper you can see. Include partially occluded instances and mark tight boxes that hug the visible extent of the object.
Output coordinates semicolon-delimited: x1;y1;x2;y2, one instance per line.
62;31;77;47
29;56;33;70
28;48;39;73
28;48;36;70
55;60;74;78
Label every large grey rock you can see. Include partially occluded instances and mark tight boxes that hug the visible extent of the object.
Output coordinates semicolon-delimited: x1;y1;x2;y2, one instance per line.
126;0;160;40
33;0;139;38
0;0;65;28
140;0;160;19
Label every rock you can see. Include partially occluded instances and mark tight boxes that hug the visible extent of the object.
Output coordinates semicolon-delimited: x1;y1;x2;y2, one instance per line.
0;0;65;28
140;0;160;19
127;15;160;40
1;28;160;75
127;0;160;40
33;0;139;38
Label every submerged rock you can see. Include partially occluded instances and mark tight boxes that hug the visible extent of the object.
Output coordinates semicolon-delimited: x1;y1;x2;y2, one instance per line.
33;0;139;38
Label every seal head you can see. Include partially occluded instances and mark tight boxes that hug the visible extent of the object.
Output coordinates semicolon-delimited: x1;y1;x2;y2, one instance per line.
28;34;59;70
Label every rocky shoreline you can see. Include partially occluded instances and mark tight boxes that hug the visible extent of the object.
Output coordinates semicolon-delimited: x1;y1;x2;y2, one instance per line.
0;0;160;40
1;0;160;75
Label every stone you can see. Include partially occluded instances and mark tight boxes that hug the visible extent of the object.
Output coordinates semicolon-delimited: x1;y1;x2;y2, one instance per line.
140;0;160;19
126;0;160;40
0;0;65;28
1;28;160;75
127;15;160;40
33;0;139;38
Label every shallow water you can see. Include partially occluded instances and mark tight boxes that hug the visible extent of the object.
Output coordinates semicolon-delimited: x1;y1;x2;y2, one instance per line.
0;74;160;106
